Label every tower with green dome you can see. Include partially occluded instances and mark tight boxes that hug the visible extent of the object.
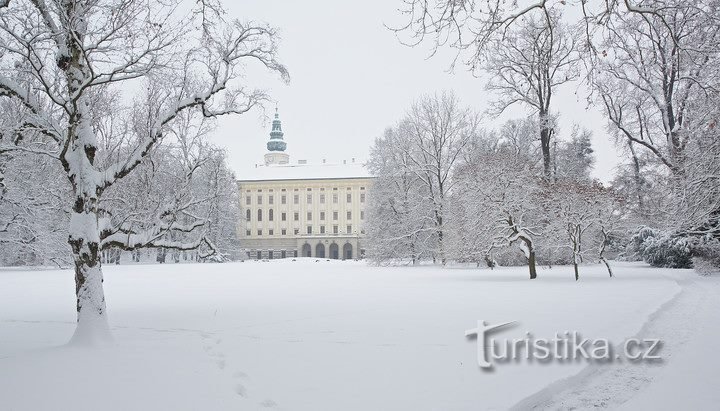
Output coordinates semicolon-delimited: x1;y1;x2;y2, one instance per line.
264;108;290;165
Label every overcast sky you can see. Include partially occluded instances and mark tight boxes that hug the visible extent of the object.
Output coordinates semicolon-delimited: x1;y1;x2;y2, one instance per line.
213;1;624;182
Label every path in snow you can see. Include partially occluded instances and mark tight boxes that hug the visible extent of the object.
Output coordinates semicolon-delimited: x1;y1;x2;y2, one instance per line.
510;272;720;410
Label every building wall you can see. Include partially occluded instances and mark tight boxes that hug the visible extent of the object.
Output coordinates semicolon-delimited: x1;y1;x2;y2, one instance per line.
237;177;373;259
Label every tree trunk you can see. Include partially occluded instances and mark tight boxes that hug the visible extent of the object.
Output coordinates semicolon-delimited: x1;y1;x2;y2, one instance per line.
539;111;553;180
600;256;613;278
528;249;537;280
573;259;579;281
68;210;111;345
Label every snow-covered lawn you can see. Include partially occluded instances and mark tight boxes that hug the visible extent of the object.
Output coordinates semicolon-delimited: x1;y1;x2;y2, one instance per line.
0;260;717;410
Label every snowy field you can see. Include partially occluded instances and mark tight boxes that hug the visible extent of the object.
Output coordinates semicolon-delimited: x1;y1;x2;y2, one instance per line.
0;260;718;410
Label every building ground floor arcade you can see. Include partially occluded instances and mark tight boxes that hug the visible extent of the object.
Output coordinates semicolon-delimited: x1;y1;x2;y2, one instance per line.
242;235;364;260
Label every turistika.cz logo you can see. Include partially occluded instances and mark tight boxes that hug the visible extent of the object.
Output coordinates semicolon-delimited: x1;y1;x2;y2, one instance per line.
465;320;662;369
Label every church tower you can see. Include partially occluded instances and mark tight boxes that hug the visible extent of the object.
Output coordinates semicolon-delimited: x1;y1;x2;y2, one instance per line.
264;108;290;166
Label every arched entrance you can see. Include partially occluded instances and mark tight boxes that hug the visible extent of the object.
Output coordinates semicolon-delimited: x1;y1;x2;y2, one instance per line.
316;243;326;258
343;243;353;260
329;243;339;259
302;243;312;257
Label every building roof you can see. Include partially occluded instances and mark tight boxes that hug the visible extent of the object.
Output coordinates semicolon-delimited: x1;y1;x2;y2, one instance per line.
238;162;373;182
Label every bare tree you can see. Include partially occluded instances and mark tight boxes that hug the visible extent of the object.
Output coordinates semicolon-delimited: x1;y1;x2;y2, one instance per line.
367;92;477;264
594;3;720;181
483;9;579;179
0;0;287;343
454;132;544;279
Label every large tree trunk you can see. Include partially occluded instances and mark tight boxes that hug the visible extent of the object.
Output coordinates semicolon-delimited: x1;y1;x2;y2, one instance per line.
68;209;111;345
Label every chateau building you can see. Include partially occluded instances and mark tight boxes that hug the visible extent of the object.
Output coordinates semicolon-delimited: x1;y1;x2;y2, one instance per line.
237;110;374;259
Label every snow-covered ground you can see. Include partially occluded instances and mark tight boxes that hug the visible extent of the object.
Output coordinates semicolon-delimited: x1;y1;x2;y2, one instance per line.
0;260;717;410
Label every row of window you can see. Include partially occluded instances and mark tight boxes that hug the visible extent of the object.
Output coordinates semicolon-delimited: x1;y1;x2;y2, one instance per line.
246;209;364;222
246;192;366;206
246;225;362;236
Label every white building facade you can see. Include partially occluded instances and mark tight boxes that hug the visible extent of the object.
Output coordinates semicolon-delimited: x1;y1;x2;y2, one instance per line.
237;110;373;259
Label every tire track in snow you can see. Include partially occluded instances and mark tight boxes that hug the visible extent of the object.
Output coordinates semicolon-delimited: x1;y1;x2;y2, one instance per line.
510;272;716;410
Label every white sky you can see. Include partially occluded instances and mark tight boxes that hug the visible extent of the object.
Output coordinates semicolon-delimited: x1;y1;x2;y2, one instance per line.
213;1;624;182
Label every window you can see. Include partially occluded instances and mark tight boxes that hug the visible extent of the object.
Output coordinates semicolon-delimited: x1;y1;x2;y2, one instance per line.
294;194;299;204
347;193;352;203
281;195;287;205
347;211;351;220
307;212;312;221
333;193;338;203
281;212;287;221
294;228;299;235
307;226;312;234
257;229;262;236
268;229;274;236
307;194;312;204
257;209;262;221
320;194;325;204
320;225;326;234
246;209;251;221
281;229;287;235
320;211;325;221
360;211;365;220
333;211;338;220
269;195;274;205
333;225;338;234
269;209;274;221
245;196;251;205
257;195;262;205
245;230;251;236
360;193;365;203
294;212;299;221
346;225;352;234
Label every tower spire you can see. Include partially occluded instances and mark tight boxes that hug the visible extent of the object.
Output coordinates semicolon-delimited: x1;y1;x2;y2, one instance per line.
264;107;290;166
267;107;286;152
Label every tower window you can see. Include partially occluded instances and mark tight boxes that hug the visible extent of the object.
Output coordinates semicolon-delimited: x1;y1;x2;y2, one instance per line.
257;209;262;221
